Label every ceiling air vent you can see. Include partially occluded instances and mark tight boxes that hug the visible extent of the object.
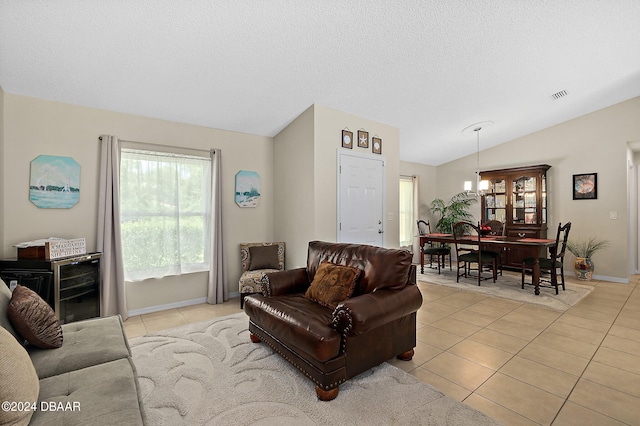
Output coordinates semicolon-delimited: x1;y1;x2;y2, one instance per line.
550;90;568;100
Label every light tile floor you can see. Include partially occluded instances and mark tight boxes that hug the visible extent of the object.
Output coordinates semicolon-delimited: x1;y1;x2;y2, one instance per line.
123;272;640;425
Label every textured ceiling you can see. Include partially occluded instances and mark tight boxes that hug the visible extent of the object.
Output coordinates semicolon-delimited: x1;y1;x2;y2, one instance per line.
1;1;640;165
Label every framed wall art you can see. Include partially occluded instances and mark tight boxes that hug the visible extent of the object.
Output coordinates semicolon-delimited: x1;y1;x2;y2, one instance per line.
29;155;80;208
372;137;382;154
235;170;261;207
357;130;369;148
573;173;597;200
341;130;353;149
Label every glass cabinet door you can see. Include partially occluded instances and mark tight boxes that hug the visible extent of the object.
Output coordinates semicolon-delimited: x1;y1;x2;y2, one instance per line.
512;175;537;224
484;178;506;222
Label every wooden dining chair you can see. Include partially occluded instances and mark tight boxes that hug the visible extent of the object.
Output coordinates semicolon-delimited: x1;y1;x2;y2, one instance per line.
416;219;451;274
484;220;506;236
452;221;498;285
483;220;505;276
521;222;572;294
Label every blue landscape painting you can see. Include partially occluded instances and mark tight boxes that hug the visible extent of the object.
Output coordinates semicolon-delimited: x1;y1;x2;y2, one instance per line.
29;155;80;208
235;170;261;208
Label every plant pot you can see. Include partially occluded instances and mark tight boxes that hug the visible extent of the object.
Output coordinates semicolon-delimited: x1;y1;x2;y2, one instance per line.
574;257;594;281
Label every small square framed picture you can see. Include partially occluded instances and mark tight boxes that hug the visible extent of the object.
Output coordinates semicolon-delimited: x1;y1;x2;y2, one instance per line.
573;173;597;200
357;130;369;148
341;130;353;149
372;137;382;154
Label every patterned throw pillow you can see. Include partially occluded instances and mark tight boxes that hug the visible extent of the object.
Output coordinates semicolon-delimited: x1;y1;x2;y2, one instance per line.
8;285;63;349
304;261;361;309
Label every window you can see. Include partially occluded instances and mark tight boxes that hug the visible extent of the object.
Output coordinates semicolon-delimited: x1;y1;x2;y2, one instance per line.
399;176;415;248
119;148;211;281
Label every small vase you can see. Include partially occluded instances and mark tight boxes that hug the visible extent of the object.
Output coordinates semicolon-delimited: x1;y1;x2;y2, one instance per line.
574;257;594;281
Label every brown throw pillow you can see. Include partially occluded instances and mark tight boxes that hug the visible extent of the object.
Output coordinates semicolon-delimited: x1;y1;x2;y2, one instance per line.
304;261;361;309
8;285;63;349
249;245;280;270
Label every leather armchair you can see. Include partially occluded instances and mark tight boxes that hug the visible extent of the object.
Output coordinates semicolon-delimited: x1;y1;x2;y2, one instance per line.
244;241;422;401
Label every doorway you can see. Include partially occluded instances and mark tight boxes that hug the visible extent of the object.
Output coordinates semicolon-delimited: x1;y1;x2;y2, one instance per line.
337;152;385;246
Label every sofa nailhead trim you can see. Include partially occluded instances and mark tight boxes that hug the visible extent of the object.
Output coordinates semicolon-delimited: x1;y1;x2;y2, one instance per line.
251;329;344;391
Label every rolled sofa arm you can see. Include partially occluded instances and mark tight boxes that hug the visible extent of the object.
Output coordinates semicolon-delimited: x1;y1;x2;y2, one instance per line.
332;284;423;335
263;267;310;297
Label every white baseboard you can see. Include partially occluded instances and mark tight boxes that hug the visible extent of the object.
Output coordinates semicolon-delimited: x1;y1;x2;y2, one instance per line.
128;291;243;317
592;275;630;284
128;297;208;317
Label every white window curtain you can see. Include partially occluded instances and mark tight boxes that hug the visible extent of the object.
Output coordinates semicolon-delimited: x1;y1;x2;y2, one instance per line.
119;148;211;281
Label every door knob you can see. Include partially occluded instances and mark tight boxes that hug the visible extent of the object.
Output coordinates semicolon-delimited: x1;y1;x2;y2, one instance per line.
378;229;384;234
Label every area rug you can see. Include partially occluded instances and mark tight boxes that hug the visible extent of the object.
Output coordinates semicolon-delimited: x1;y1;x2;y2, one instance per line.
418;267;593;311
130;313;500;426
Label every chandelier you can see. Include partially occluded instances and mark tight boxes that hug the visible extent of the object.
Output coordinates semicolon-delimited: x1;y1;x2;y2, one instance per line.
462;121;493;196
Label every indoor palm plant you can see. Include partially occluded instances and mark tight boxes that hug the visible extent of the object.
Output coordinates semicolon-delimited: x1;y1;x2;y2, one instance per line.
566;237;609;281
428;191;477;234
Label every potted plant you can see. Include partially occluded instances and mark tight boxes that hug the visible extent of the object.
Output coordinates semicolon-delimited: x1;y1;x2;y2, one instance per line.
428;191;477;234
566;237;609;281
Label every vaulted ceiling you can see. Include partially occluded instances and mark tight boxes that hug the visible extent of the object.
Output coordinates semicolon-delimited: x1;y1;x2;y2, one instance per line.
1;1;639;165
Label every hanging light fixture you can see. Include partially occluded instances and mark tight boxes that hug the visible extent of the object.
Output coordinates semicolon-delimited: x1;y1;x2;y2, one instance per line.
462;121;493;196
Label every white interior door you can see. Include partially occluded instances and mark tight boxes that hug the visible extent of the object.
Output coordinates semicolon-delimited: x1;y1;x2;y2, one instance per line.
338;152;385;246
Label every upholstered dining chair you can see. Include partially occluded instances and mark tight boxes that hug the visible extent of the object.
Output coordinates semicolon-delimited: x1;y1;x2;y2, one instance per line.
452;221;498;285
416;220;451;274
239;242;285;308
521;222;571;294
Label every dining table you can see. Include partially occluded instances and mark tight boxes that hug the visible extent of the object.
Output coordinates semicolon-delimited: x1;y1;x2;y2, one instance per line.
419;233;557;295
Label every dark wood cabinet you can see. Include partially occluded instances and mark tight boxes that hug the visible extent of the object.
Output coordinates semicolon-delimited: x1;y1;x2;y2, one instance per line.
0;253;102;324
480;165;550;268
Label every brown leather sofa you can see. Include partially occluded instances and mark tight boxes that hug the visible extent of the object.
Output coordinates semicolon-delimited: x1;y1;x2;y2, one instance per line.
244;240;423;400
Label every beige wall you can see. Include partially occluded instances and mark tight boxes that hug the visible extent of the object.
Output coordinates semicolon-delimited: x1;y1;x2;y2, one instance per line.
2;93;274;312
274;104;402;269
273;105;316;268
433;97;640;282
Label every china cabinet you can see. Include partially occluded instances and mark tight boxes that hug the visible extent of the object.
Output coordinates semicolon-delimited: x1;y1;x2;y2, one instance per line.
480;165;551;268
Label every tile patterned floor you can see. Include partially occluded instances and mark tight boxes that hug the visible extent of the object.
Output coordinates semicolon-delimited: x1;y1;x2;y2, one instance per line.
124;273;640;425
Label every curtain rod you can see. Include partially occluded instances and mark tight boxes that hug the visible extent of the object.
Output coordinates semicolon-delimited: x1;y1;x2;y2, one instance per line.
99;136;215;155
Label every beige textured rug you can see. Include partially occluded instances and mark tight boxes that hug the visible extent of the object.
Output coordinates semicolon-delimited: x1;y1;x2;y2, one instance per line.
418;267;593;311
130;313;500;425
